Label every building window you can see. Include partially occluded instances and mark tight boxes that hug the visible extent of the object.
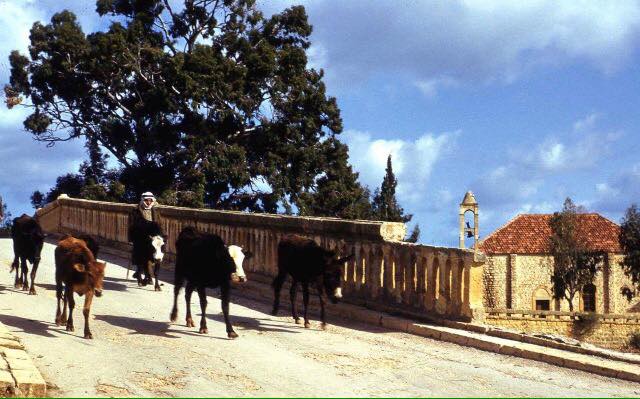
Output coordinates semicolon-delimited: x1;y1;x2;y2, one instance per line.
583;284;596;312
535;300;550;311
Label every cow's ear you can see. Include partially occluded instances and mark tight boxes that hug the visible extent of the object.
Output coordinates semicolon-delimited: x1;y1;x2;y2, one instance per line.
243;250;254;259
73;263;86;273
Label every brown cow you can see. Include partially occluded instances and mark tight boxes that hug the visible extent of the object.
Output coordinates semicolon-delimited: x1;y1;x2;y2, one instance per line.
54;236;106;339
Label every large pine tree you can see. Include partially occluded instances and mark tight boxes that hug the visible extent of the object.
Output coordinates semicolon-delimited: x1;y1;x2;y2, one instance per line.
6;0;372;218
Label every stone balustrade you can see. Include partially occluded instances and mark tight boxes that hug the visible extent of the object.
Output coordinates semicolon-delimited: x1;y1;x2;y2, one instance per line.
35;196;485;321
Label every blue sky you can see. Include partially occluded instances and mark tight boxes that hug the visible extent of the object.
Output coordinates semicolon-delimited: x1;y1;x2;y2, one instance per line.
1;1;640;247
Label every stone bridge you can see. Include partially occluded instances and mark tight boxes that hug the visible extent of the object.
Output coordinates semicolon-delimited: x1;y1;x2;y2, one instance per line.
0;197;636;396
35;195;486;323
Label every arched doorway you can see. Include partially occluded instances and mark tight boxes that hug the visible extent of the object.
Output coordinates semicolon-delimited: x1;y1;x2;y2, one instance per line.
582;284;596;312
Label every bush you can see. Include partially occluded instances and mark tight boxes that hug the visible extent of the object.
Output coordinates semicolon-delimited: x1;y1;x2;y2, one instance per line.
630;332;640;350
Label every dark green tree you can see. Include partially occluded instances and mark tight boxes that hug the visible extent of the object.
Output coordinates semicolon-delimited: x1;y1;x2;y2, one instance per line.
297;138;372;219
6;0;370;218
0;195;12;233
549;197;603;311
30;191;46;209
620;204;640;300
371;155;412;223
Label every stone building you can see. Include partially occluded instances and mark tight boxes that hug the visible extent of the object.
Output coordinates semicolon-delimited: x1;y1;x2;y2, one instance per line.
479;213;640;314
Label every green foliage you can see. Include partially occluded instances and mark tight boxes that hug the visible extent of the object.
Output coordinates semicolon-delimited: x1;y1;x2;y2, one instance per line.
30;191;46;209
9;1;369;217
549;197;604;311
0;195;12;234
371;155;412;223
620;204;640;300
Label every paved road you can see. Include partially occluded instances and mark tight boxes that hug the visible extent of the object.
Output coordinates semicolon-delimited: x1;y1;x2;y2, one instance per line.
0;238;639;397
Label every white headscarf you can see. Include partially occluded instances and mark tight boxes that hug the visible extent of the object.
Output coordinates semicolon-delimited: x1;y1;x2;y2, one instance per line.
139;192;157;211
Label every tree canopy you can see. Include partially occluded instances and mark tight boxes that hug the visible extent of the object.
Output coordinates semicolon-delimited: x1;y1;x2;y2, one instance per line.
371;155;412;223
7;0;371;218
620;204;640;300
549;197;603;311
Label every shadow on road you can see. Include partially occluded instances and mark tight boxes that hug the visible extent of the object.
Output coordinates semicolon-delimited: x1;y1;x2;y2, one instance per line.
0;314;57;338
206;312;301;335
94;314;224;339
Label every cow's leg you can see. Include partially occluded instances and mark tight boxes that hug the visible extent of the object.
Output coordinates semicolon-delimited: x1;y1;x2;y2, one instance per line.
82;291;94;339
316;281;327;330
65;287;75;332
20;258;28;291
61;286;68;325
170;272;185;323
302;282;311;328
55;279;64;325
220;283;237;338
28;256;40;295
185;281;196;328
154;261;161;291
197;286;208;334
135;264;145;286
13;257;20;288
10;255;17;274
290;281;300;324
271;270;287;316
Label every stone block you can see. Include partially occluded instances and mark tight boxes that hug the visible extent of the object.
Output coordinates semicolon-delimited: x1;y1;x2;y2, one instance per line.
438;330;469;346
2;348;29;361
408;324;441;340
465;336;502;353
498;345;523;357
0;338;24;350
12;369;46;398
380;316;409;332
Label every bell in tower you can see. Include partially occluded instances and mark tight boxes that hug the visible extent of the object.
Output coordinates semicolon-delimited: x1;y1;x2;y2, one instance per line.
459;191;479;250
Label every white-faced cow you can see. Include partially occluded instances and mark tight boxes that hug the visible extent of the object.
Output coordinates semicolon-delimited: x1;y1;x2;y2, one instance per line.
54;236;106;339
128;219;165;290
10;214;45;294
272;234;354;329
170;226;252;338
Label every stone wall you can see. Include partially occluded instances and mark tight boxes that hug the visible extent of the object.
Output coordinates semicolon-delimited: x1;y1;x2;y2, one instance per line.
35;196;486;322
484;253;640;313
486;309;640;350
483;254;508;309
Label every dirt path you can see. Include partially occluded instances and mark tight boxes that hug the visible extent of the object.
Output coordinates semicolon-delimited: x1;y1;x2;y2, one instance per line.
0;238;639;397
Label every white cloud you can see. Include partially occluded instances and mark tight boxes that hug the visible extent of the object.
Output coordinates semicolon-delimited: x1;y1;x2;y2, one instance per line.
263;1;640;90
517;114;622;172
414;77;459;98
341;129;455;205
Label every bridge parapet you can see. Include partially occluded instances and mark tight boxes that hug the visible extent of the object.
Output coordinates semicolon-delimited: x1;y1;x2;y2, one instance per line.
36;196;485;321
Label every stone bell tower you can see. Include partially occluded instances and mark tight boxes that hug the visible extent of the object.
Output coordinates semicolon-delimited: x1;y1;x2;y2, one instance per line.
459;191;479;250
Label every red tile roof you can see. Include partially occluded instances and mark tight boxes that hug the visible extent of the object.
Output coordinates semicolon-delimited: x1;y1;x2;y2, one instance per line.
479;213;621;255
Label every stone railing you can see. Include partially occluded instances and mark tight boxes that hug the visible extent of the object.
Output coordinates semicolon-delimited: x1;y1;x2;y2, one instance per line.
36;196;485;321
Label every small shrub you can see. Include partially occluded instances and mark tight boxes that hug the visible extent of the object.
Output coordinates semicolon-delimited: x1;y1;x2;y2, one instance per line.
630;332;640;350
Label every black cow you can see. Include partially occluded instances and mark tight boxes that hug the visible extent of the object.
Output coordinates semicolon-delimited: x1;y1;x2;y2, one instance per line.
128;219;165;290
272;235;354;329
77;234;99;259
170;226;252;338
10;214;45;295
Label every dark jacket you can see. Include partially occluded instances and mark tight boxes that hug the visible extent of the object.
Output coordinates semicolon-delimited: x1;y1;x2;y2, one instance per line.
128;206;162;243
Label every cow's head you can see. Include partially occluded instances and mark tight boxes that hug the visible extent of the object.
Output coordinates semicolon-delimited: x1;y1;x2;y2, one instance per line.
149;235;165;262
227;245;252;283
72;261;107;297
322;252;354;304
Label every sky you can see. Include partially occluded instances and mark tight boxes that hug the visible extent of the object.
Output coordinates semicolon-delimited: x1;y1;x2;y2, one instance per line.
1;0;640;247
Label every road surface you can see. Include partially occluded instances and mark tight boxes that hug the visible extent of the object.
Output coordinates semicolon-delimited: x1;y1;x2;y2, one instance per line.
0;238;639;397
